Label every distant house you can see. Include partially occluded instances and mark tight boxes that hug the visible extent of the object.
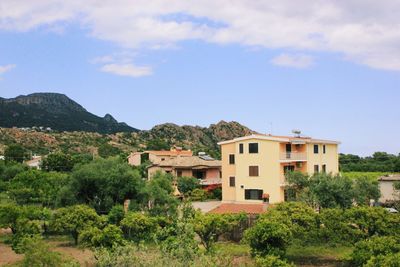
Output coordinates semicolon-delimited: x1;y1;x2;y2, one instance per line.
378;175;400;203
0;155;4;161
24;155;42;169
128;147;222;189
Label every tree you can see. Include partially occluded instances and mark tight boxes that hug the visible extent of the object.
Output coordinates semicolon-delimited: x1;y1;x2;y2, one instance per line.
0;161;28;182
63;158;143;213
365;253;400;267
352;176;381;205
244;219;292;257
5;144;26;163
255;255;295;267
8;170;68;206
142;171;179;217
177;176;200;196
79;224;125;248
120;212;158;243
98;143;122;158
350;236;400;266
260;202;318;241
41;152;74;172
50;205;103;245
107;205;125;225
193;213;242;252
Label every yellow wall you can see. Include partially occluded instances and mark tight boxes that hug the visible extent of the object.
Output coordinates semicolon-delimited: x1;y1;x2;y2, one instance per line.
221;143;236;201
306;144;339;175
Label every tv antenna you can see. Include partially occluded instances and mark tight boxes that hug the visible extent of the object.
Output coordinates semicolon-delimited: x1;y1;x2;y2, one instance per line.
292;129;301;137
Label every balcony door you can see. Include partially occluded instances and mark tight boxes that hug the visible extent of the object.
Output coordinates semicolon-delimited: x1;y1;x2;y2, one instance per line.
285;144;292;159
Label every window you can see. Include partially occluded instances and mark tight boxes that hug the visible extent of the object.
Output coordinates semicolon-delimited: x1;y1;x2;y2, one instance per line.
229;154;235;164
322;164;327;173
314;165;319;173
245;189;263;200
239;143;244;154
229;176;235;187
323;145;326;154
177;170;182;177
284;165;295;174
249;143;259;154
314;144;319;154
249;166;259;177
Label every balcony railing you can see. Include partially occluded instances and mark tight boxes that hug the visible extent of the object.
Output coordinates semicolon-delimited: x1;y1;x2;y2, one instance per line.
279;152;307;161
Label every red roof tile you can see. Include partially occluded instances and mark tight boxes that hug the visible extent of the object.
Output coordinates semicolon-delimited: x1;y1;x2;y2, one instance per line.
208;203;266;214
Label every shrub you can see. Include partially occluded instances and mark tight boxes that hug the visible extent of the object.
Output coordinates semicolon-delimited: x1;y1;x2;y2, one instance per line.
365;253;400;267
255;255;295;267
79;224;125;248
244;219;292;257
107;205;125;225
190;188;209;201
120;212;158;243
350;236;400;266
177;176;200;196
193;213;242;252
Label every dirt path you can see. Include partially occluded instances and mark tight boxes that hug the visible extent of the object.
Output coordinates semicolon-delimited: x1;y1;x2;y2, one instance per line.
0;243;23;266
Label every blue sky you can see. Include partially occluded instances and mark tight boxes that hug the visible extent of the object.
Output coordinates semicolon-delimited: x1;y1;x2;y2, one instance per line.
1;1;400;156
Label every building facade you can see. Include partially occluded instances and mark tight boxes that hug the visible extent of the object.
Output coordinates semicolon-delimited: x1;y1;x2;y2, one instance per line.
378;175;400;203
218;134;340;204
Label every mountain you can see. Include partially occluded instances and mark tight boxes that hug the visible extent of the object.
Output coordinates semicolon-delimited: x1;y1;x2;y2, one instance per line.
0;93;138;133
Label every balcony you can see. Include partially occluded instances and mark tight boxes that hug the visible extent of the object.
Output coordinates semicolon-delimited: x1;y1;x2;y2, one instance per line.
279;152;307;162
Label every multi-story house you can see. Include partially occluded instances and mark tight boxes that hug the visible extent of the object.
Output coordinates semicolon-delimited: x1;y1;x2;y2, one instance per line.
218;134;340;204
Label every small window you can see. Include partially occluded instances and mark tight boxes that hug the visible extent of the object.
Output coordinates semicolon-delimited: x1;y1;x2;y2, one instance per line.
314;144;319;154
323;145;326;154
249;143;259;154
239;143;244;154
249;166;259;177
229;176;235;187
322;164;327;173
245;189;263;200
229;154;235;164
314;165;319;173
177;170;182;177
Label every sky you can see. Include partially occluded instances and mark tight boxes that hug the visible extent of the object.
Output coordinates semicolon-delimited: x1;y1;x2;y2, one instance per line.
0;0;399;156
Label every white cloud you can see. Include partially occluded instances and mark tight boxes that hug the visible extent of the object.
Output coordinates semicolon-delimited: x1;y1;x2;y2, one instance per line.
101;63;152;77
1;1;400;70
271;54;314;69
0;64;16;79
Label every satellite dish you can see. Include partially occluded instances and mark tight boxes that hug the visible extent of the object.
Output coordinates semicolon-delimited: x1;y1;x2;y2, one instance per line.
292;129;301;137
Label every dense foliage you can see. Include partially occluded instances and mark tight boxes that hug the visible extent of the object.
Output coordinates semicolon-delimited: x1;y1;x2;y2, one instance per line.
340;152;400;172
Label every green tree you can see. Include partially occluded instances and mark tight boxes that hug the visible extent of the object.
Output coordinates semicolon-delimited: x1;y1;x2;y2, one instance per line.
244;219;292;257
107;205;125;225
365;253;400;267
120;212;158;243
41;152;75;172
8;170;68;207
63;157;143;213
142;171;179;217
50;205;103;245
193;213;242;252
5;144;26;163
79;224;125;248
350;236;400;266
255;255;295;267
98;143;122;158
351;176;381;205
177;176;200;196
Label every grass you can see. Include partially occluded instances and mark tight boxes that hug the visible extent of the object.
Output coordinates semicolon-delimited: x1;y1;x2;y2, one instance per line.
287;244;353;266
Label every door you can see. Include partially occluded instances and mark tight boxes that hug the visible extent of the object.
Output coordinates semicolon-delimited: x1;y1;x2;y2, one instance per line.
285;144;292;159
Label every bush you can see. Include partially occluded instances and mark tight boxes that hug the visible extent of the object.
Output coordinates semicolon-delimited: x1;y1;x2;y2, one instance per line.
350;236;400;266
107;205;125;225
365;253;400;267
255;255;295;267
177;176;200;196
244;219;292;257
79;224;125;248
190;188;209;201
120;212;158;243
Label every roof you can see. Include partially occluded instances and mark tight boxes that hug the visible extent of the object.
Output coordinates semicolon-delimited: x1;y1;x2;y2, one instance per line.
152;156;221;168
129;150;193;157
218;134;340;145
208;203;266;214
378;175;400;181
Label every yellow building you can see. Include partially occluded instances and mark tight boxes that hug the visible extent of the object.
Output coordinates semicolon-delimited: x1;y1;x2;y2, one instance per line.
218;134;340;204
